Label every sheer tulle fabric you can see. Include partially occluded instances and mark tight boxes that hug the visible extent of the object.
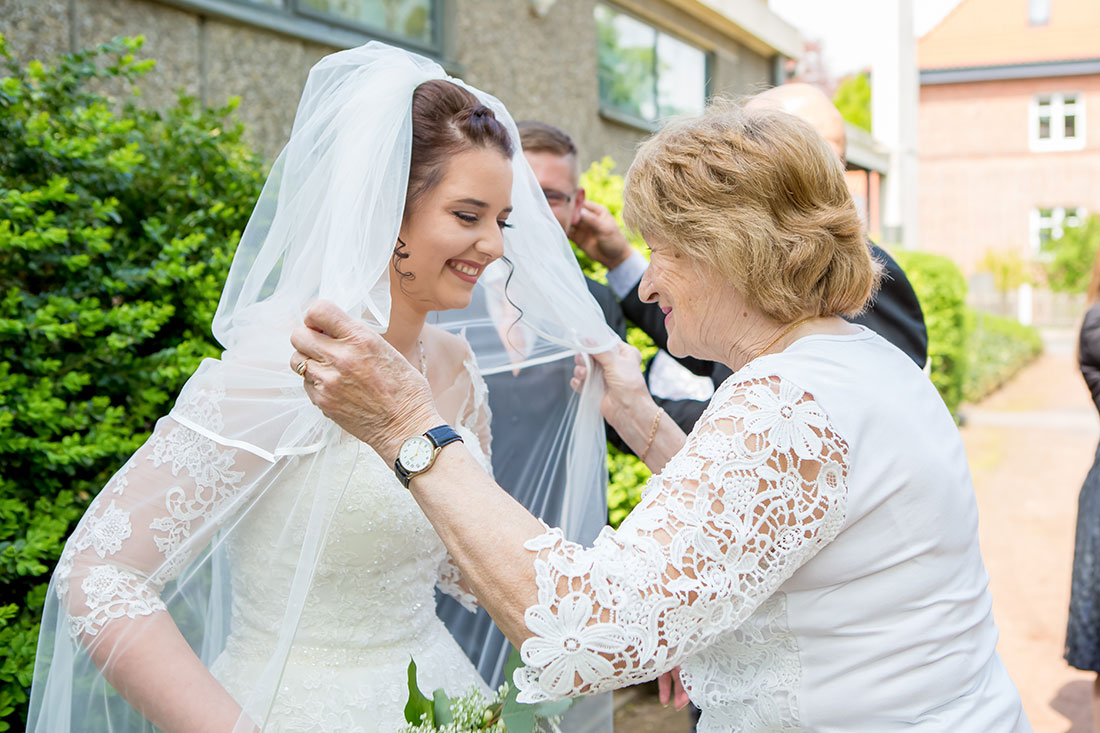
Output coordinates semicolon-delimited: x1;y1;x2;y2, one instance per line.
28;42;616;731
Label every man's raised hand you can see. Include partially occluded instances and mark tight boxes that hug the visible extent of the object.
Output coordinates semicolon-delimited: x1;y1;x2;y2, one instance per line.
570;200;633;270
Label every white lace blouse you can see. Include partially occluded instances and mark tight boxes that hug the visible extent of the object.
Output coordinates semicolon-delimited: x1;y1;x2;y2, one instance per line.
515;328;1030;732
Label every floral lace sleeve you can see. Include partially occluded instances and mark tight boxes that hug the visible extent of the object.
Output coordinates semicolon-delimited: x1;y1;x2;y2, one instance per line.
456;343;493;474
53;389;268;642
513;373;850;702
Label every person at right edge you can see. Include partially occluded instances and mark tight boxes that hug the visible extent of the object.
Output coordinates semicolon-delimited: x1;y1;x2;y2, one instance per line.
1066;248;1100;732
574;83;928;433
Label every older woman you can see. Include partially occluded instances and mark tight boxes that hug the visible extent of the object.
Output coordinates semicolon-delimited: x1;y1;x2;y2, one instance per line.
291;100;1030;730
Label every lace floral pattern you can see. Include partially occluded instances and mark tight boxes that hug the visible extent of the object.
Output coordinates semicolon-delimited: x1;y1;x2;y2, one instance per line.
437;544;479;613
515;372;850;731
147;423;245;577
70;565;167;638
55;385;249;639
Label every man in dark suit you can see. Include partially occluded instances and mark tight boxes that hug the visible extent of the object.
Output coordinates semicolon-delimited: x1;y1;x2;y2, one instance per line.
571;83;928;433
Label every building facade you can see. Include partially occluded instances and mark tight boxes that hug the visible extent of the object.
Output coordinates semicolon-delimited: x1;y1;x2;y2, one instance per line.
2;0;798;168
917;0;1100;282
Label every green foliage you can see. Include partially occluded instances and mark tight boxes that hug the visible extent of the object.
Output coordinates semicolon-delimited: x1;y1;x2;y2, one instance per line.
833;73;871;132
402;653;568;732
893;250;969;416
1044;214;1100;293
0;35;263;729
576;158;656;525
978;248;1032;294
963;309;1043;403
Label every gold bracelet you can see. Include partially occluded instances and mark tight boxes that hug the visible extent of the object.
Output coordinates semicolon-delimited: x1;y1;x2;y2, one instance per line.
639;407;664;465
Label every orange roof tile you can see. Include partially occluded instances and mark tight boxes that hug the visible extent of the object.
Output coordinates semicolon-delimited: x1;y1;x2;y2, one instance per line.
918;0;1100;70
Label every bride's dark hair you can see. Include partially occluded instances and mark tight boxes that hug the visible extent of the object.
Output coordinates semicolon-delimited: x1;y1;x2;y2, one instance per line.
394;79;515;284
406;79;514;209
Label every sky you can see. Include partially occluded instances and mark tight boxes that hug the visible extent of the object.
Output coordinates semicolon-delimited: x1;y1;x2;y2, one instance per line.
768;0;966;77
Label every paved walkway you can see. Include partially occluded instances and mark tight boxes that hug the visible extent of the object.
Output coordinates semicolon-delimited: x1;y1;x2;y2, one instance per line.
611;330;1099;732
962;330;1098;732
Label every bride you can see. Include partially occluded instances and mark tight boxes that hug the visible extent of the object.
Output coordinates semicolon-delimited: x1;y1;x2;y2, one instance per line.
27;43;616;731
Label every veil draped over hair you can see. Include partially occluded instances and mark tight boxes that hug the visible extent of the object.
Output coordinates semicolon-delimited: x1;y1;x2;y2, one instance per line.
28;42;617;731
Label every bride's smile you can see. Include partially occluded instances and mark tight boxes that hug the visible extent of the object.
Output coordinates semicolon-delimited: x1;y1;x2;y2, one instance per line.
392;146;513;314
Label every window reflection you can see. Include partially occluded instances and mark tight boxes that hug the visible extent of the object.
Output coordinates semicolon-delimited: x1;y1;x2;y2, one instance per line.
596;3;707;124
298;0;433;44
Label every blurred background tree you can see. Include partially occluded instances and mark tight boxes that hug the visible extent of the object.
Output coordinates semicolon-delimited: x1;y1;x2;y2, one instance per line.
978;248;1033;312
833;72;871;132
1043;214;1100;293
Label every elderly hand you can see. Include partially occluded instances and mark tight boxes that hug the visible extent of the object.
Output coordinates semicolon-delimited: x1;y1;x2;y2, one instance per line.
570;200;632;270
572;341;651;429
290;300;443;465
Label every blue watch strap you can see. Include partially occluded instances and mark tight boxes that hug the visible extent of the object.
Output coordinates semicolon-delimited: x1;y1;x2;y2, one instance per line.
424;424;463;450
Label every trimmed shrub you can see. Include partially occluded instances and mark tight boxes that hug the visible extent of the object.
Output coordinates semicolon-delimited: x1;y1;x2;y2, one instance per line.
893;250;970;416
963;309;1043;403
0;36;263;730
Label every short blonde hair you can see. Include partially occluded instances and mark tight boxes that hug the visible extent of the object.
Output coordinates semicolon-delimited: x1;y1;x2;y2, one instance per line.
623;98;880;323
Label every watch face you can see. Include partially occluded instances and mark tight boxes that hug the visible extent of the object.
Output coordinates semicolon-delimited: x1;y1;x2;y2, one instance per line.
398;435;435;472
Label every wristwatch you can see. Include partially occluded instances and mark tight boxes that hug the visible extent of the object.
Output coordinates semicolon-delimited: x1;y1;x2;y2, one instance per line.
393;425;464;488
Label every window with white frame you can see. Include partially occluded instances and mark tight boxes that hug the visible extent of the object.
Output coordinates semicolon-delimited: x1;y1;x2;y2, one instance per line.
1030;206;1085;257
595;3;709;126
1030;92;1085;151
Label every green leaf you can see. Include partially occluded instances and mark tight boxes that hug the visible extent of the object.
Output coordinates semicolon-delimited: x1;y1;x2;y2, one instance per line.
498;646;571;732
403;658;434;726
501;701;536;733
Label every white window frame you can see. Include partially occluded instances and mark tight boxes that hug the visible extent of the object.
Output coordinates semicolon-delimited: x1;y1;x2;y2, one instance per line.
1029;0;1051;25
1029;92;1086;152
1029;205;1086;258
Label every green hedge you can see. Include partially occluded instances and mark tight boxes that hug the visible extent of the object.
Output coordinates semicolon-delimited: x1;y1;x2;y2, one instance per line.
0;37;262;730
963;309;1043;403
893;250;970;416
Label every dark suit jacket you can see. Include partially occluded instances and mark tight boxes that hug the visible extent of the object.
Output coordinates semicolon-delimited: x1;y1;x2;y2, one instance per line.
1080;304;1100;413
620;243;928;434
587;276;627;341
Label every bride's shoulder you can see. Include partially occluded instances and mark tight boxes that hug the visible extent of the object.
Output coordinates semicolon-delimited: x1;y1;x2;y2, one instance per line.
422;325;474;381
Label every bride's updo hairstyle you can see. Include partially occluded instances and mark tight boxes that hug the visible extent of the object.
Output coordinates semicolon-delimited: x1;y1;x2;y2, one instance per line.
405;79;514;212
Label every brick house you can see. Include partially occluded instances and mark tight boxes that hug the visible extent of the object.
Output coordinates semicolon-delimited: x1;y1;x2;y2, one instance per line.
1;0;799;167
917;0;1100;320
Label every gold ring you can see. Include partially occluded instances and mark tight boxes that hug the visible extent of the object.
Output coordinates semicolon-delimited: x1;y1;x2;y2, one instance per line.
295;358;308;377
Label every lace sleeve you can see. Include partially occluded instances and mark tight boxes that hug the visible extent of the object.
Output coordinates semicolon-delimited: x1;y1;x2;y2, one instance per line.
54;398;267;642
513;374;850;702
456;344;492;473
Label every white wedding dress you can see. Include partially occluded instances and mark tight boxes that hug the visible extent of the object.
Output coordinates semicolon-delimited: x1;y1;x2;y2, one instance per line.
52;347;493;732
209;426;492;730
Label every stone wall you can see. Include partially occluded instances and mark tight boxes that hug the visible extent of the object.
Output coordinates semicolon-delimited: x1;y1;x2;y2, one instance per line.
0;0;774;169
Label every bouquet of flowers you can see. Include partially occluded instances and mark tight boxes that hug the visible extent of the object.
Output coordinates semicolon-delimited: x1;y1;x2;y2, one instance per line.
401;649;570;732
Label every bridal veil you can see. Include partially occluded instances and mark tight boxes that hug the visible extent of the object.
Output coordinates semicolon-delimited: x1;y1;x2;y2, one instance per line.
28;42;617;731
